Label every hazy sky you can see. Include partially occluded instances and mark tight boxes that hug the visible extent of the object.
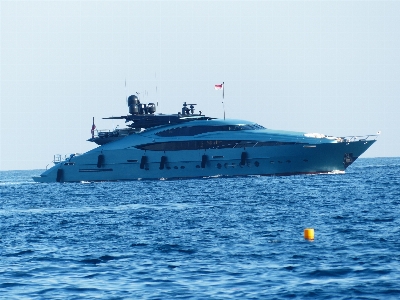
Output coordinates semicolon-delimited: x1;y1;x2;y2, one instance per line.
1;1;399;171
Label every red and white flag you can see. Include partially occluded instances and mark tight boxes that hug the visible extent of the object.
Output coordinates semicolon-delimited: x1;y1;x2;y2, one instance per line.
214;83;224;90
215;82;224;99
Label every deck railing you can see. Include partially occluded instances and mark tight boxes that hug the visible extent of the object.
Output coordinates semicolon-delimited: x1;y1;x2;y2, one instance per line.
53;153;82;164
339;133;380;143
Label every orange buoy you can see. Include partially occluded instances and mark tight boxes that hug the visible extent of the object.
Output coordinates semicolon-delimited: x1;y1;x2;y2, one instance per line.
304;228;314;240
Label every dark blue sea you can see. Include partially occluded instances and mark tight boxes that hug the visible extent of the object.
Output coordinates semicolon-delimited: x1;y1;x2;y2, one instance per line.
1;157;400;299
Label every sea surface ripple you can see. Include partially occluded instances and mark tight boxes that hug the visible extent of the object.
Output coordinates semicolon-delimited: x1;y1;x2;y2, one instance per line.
1;157;400;299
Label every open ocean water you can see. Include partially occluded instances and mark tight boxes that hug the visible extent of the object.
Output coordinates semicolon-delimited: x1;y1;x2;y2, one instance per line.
1;157;400;299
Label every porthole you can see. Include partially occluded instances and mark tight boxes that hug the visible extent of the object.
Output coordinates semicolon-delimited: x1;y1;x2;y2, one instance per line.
255;161;260;167
217;163;222;169
174;166;178;169
180;166;185;169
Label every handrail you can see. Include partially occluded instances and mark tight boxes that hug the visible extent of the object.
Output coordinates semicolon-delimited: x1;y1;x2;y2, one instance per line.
53;154;63;163
53;153;82;164
339;133;380;143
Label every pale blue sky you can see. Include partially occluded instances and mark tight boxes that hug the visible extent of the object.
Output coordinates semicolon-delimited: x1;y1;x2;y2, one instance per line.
1;1;399;170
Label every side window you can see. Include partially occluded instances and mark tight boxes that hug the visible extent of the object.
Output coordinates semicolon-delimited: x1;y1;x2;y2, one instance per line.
155;124;265;137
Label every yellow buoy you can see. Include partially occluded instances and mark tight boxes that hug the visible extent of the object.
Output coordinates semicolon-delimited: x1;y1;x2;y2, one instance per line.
304;228;314;240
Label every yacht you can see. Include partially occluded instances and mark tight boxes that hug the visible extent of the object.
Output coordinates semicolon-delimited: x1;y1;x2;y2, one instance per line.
33;95;378;182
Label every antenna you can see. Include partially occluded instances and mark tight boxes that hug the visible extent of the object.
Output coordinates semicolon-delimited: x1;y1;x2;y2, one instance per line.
155;72;158;107
222;101;225;120
125;78;127;105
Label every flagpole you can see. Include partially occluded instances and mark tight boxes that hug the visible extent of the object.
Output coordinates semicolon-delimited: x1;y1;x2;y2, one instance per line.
215;82;225;119
223;82;225;119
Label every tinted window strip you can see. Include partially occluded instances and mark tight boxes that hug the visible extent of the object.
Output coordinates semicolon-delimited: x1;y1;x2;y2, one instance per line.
156;124;265;137
79;169;113;172
135;140;302;151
